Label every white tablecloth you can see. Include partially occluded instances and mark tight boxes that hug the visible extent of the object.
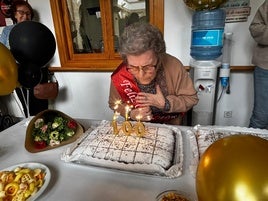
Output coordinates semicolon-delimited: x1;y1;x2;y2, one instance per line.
0;118;197;201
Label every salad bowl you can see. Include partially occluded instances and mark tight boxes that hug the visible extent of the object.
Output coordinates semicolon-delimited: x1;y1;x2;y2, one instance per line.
25;109;84;153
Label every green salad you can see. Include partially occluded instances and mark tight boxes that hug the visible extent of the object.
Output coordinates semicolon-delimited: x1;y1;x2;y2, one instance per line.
32;112;78;149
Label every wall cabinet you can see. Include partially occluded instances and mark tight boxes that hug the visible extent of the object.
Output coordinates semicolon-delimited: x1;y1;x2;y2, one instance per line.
50;0;164;71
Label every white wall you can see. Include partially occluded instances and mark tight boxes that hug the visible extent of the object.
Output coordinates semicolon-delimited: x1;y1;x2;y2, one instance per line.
27;0;263;127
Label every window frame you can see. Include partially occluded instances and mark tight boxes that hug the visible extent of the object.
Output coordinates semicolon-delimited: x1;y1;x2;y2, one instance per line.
49;0;164;72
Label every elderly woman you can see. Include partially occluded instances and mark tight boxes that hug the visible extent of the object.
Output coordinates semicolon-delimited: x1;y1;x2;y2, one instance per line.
109;22;198;125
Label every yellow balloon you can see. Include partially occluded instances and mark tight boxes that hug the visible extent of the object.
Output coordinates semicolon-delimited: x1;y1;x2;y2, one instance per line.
0;42;18;95
196;134;268;201
183;0;227;11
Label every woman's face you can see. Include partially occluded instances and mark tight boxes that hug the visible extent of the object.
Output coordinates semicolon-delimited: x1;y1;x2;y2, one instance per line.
126;50;158;85
14;5;32;23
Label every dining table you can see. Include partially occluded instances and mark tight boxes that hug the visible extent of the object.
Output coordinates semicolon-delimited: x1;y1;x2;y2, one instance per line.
0;117;198;201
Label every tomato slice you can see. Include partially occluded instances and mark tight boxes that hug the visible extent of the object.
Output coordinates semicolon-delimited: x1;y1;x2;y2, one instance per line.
67;120;77;129
34;141;47;149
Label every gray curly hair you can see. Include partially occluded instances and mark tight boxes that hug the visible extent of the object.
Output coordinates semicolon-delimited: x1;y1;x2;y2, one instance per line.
119;22;166;62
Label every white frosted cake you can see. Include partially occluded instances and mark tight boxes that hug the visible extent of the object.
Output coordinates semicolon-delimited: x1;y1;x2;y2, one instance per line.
61;120;183;178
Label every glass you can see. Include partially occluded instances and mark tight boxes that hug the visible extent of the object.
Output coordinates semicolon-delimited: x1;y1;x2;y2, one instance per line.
112;0;149;52
127;63;157;74
16;10;31;16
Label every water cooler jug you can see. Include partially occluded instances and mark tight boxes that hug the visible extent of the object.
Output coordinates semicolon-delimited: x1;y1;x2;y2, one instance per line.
190;9;226;60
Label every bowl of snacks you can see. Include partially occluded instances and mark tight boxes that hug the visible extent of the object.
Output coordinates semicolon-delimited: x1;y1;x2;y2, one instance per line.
25;109;84;153
156;190;192;201
0;162;50;201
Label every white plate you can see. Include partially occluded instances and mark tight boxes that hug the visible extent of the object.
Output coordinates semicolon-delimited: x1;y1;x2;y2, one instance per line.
1;162;51;201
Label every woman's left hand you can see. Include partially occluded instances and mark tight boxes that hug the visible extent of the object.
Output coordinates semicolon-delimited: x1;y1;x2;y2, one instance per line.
136;85;166;109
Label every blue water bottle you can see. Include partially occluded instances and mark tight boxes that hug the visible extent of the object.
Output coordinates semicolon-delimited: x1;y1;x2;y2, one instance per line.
190;9;226;60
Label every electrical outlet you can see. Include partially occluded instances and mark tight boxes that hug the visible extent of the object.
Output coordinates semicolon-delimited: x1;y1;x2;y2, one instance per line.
224;111;232;118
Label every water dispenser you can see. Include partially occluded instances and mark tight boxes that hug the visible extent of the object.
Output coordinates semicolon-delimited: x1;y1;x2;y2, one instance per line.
190;60;221;125
189;8;226;126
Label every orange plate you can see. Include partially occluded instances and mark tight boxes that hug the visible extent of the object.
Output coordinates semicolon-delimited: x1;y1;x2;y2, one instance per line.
25;109;84;153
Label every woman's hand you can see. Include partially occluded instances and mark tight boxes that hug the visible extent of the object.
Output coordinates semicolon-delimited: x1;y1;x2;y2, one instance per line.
130;106;152;121
135;85;166;110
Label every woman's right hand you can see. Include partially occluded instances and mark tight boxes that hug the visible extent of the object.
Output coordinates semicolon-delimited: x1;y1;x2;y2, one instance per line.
130;106;152;121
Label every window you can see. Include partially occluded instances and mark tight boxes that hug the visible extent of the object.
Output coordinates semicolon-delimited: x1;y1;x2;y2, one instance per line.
50;0;164;71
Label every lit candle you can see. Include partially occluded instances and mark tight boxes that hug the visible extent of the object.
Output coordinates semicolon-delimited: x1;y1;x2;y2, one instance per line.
113;101;120;120
134;115;145;137
112;111;120;134
125;105;130;120
112;100;121;135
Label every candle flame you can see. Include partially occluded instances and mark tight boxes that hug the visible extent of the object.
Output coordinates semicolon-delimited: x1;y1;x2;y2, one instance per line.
114;100;122;110
136;115;142;121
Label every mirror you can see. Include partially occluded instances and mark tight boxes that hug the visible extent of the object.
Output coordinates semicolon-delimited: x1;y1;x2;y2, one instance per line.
50;0;163;71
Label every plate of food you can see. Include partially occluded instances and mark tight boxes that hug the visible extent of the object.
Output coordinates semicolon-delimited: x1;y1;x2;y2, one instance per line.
25;109;84;153
0;162;51;201
156;190;193;201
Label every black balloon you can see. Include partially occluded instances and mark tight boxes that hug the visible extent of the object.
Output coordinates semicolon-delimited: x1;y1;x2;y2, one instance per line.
18;63;42;89
9;21;56;67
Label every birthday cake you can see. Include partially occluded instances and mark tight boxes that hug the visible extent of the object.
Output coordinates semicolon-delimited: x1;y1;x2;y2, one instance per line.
61;120;183;178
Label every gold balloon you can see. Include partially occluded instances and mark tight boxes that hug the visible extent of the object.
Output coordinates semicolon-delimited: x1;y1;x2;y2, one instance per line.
183;0;227;11
0;43;18;95
196;134;268;201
